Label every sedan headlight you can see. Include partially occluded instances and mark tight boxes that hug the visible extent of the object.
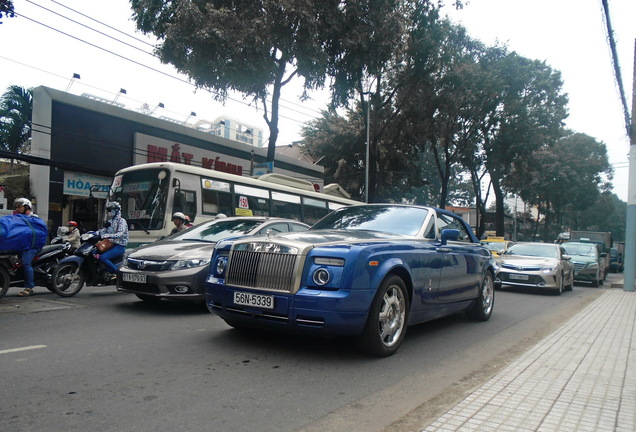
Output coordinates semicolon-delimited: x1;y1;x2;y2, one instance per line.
541;266;555;273
171;258;211;270
587;262;598;269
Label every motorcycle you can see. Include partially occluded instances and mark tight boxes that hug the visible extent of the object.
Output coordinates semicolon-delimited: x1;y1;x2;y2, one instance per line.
50;231;123;297
0;240;73;299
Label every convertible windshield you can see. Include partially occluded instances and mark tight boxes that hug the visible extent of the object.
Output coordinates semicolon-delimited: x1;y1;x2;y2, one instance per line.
312;205;429;236
504;243;558;258
169;219;264;243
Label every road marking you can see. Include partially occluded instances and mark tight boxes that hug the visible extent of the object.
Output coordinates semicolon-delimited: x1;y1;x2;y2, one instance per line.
0;345;47;355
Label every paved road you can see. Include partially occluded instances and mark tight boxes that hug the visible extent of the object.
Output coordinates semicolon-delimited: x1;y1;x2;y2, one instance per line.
0;278;606;432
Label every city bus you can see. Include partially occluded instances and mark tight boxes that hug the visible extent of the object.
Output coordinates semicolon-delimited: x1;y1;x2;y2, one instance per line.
108;162;361;247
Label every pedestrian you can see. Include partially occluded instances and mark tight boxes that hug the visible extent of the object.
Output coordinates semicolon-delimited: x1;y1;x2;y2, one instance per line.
170;212;189;235
96;201;128;274
8;198;48;297
63;220;81;250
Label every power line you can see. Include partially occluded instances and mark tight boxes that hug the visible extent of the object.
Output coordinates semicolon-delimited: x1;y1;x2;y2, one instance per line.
15;1;328;123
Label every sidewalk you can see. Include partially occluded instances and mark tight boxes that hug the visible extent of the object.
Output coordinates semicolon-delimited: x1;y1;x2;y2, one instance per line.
420;280;636;432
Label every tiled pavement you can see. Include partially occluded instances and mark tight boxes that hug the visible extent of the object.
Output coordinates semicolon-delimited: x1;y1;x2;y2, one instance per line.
421;284;636;432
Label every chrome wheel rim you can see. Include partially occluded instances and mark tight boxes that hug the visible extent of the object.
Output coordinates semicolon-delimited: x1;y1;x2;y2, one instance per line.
378;285;406;347
482;276;494;315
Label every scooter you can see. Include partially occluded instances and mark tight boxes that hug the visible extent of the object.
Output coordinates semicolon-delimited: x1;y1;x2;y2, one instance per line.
50;231;123;297
0;241;73;299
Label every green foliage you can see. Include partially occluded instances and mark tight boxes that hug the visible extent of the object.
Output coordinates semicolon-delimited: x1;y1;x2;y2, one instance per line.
0;85;33;171
0;0;14;24
129;0;343;161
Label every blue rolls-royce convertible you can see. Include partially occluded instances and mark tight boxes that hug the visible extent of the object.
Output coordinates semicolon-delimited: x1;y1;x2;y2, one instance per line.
205;204;496;356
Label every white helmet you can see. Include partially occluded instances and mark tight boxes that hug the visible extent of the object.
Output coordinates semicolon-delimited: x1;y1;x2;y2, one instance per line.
172;212;187;221
14;198;32;209
105;201;121;211
215;213;227;219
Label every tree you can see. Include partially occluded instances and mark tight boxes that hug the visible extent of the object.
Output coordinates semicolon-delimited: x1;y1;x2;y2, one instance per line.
0;85;33;172
129;0;342;164
0;0;14;24
479;51;568;236
323;0;444;202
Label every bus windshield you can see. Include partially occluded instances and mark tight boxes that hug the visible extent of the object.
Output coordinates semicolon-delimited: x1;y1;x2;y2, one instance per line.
110;167;170;231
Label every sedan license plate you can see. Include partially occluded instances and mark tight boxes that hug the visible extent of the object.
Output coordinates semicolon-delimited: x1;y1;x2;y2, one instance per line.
509;274;529;281
233;291;274;310
123;273;147;283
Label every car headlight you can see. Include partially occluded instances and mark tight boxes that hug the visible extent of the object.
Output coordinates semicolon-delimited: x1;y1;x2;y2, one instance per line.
215;256;228;276
172;258;211;269
588;263;598;269
541;266;555;273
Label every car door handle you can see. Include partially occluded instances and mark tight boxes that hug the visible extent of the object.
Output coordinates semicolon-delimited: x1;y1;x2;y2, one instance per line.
436;247;452;253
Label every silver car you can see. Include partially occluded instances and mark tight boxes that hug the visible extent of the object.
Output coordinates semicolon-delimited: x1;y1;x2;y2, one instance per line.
117;217;309;303
495;242;574;295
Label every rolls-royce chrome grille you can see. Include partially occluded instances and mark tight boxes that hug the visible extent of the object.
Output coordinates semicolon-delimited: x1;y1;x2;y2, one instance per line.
226;250;298;293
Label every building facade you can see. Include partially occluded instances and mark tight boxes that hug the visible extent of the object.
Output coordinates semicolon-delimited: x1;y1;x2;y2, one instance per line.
29;86;324;233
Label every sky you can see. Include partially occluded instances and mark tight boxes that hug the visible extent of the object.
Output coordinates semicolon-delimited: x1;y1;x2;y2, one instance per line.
0;0;633;202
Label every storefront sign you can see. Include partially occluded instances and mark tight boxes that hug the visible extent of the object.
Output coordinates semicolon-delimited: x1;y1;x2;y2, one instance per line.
63;172;111;198
134;133;246;176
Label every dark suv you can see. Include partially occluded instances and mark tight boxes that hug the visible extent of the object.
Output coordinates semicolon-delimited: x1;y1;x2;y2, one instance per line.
561;241;604;287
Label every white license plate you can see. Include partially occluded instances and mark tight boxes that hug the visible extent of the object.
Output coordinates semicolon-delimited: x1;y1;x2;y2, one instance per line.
509;274;529;281
233;291;274;310
123;273;147;283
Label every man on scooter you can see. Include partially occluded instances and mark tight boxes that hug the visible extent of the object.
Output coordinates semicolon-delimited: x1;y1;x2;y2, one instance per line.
96;202;128;275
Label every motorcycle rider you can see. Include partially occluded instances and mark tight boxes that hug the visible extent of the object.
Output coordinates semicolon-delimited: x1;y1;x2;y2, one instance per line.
63;221;81;250
12;198;47;297
97;201;128;274
170;212;189;235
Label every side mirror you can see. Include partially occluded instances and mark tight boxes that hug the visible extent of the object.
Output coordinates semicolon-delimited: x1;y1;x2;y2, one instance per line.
440;229;460;245
562;254;571;261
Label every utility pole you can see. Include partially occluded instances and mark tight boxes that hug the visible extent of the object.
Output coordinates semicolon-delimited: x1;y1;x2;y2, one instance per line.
623;40;636;292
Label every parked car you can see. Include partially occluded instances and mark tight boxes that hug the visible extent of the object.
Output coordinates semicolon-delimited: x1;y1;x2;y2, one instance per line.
205;204;496;357
561;241;604;287
609;247;624;273
495;242;574;294
117;217;309;303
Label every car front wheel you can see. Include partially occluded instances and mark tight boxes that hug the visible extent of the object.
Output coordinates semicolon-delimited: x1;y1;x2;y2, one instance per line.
467;272;495;321
358;275;409;357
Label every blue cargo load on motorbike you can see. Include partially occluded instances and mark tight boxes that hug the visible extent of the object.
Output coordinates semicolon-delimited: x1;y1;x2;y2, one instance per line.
0;214;48;251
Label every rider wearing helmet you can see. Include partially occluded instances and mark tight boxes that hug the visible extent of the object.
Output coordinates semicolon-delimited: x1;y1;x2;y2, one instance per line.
170;211;189;235
97;201;128;274
14;198;44;296
63;220;81;250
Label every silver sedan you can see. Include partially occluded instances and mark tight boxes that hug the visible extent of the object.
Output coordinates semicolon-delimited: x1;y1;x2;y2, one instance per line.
495;242;574;295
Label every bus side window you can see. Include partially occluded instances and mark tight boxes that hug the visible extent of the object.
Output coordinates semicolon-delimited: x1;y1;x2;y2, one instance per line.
173;190;197;223
271;192;302;221
239;196;270;217
302;197;329;225
202;189;233;216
